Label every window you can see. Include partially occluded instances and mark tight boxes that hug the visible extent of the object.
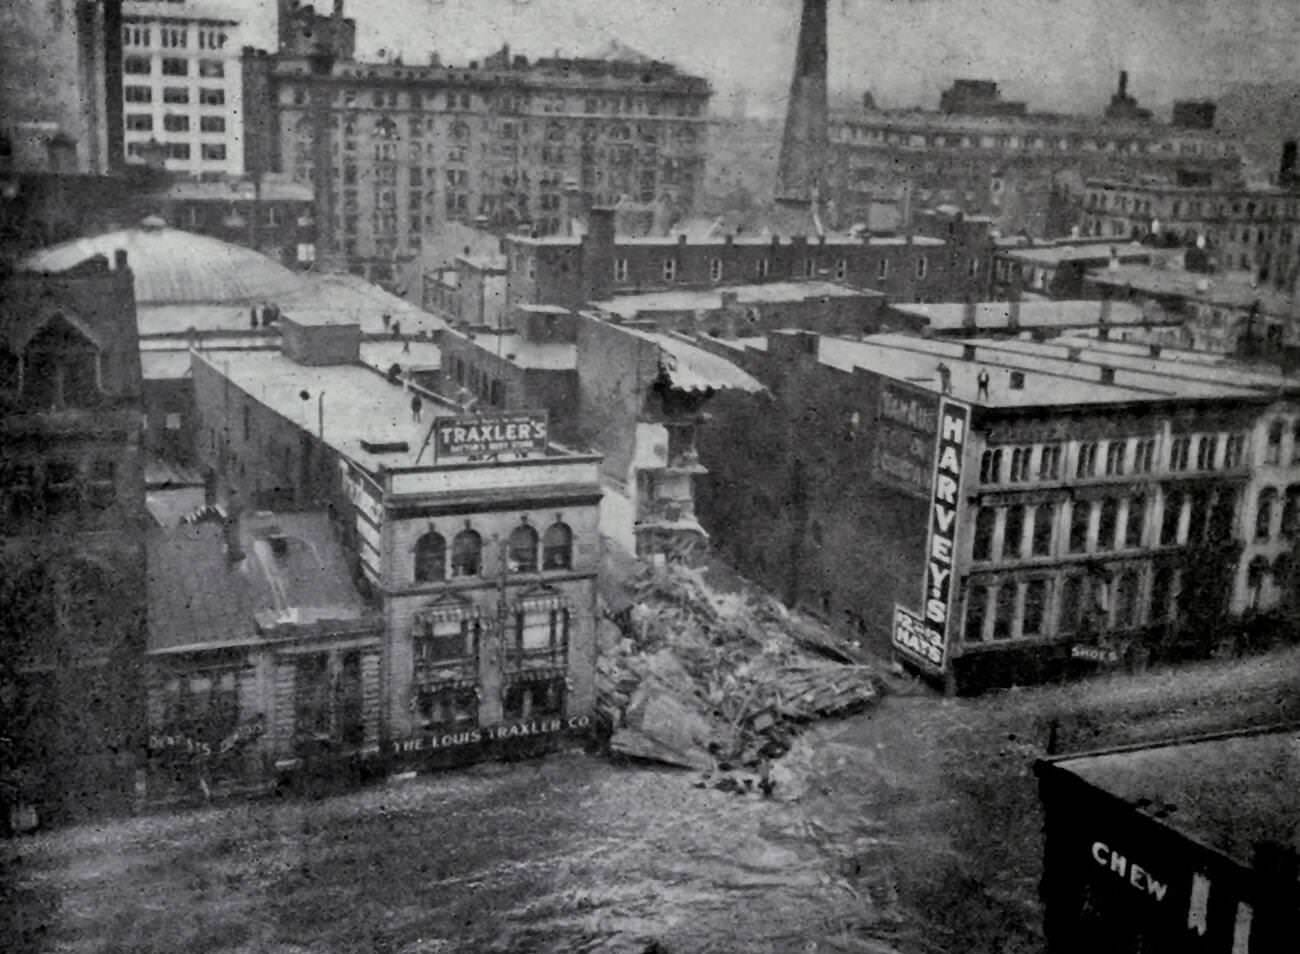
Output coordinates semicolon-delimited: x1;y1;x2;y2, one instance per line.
294;654;332;738
1133;438;1156;474
124;56;151;75
1255;487;1277;540
1038;444;1061;481
414;618;477;674
162;57;188;76
1031;503;1055;556
451;529;482;577
22;316;101;410
164;142;190;159
663;258;678;282
1150;566;1177;623
1069;501;1091;553
414;532;446;582
1076;441;1098;478
992;584;1016;640
164;86;189;104
1114;570;1141;628
979;448;1002;484
199;88;225;106
1185;491;1211;543
1266;420;1284;464
1059;576;1083;633
1002;506;1024;560
964;584;988;642
1161;492;1184;545
44;460;80;515
614;258;629;282
1292;421;1300;464
1009;446;1032;483
972;508;996;561
1283;486;1300;539
757;258;770;278
1170;435;1191;471
1196;434;1218;470
915;255;928;279
1097;498;1119;550
1125;496;1146;548
507;524;539;573
200;116;226;133
201;143;226;161
126;114;153;132
1224;433;1245;469
542;522;573;570
1022;580;1049;637
125;85;152;103
709;258;723;282
803;259;816;278
163;115;190;132
877;258;889;280
414;683;478;731
515;606;569;653
1104;440;1126;476
835;259;847;280
198;59;224;78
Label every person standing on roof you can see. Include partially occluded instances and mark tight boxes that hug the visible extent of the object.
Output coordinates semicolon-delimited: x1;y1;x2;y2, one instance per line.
411;392;423;422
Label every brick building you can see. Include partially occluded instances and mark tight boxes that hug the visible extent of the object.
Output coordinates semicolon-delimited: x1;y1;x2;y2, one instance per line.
243;41;712;284
992;241;1154;300
1;252;148;829
190;317;603;768
698;330;1300;692
149;176;316;267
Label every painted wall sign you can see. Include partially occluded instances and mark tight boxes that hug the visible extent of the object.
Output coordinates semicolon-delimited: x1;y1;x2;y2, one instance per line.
388;714;590;755
874;382;939;499
893;398;970;673
434;412;549;460
339;460;384;526
1090;841;1170;901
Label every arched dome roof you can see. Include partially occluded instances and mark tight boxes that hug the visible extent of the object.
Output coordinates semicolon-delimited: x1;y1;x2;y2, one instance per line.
21;219;310;306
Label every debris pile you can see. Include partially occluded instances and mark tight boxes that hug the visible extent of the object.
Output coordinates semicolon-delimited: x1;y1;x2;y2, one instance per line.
596;562;881;784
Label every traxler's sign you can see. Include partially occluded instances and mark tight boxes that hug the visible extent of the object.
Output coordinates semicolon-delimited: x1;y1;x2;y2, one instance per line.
892;398;970;672
434;412;549;460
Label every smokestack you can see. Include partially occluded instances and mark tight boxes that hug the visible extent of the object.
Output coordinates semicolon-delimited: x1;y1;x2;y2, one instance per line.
775;0;829;207
1118;70;1129;99
1280;141;1298;188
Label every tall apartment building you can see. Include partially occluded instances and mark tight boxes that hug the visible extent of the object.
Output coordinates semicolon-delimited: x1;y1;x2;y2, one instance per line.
121;0;245;177
246;45;712;285
829;75;1241;237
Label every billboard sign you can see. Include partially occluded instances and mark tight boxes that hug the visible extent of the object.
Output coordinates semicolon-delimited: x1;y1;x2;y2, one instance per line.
891;397;971;672
874;382;940;499
434;411;549;461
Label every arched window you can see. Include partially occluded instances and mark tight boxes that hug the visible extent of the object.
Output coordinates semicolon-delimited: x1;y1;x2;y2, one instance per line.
508;524;538;573
450;529;482;577
1255;487;1277;540
1282;485;1300;539
414;531;446;582
542;522;573;570
1247;555;1271;608
1274;554;1295;610
22;316;102;410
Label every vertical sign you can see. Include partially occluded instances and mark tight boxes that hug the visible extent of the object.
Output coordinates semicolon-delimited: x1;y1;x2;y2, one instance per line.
892;397;970;672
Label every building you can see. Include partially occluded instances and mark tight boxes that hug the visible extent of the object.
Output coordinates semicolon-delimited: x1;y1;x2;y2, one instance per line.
0;0;124;174
1036;723;1300;954
277;0;355;61
884;298;1172;340
0;251;147;830
189;317;604;768
828;75;1240;237
246;42;712;283
697;330;1300;692
992;241;1154;299
121;0;246;176
145;509;382;803
149;176;315;266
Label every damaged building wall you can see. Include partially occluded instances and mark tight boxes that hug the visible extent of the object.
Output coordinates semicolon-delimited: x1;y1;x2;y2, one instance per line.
575;314;662;487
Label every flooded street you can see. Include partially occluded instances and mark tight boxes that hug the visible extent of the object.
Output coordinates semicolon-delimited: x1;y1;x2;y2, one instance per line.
6;647;1299;954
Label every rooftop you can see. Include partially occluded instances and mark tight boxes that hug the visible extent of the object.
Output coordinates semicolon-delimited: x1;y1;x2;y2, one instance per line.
595;280;880;318
619;327;764;394
508;232;946;249
359;340;443;373
795;330;1295;409
1048;724;1300;869
146;512;372;654
449;330;577;371
892;300;1155;331
1086;264;1298;316
159;177;313;204
1000;242;1153;267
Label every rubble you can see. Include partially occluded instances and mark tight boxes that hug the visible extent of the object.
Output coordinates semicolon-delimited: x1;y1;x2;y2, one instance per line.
596;561;883;785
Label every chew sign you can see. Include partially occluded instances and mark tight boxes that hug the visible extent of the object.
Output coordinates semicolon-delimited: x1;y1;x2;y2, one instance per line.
892;398;970;672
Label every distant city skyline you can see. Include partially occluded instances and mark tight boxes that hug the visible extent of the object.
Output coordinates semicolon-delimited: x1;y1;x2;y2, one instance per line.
237;0;1299;118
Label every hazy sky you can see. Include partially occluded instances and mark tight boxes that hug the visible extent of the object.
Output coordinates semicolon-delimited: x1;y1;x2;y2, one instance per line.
239;0;1299;114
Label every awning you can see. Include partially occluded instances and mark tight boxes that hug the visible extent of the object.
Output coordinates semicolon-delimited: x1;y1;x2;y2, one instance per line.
414;599;481;625
513;591;569;613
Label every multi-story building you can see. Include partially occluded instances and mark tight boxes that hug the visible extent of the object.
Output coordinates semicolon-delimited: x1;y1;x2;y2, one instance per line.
1;251;147;830
190;315;604;768
829;75;1241;237
245;44;712;284
121;0;245;176
150;175;315;265
697;329;1300;693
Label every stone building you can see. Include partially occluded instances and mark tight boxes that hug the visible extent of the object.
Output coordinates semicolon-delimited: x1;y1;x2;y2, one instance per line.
698;330;1300;693
0;251;147;829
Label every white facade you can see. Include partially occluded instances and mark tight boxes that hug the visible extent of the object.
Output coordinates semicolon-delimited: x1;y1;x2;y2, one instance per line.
121;1;245;177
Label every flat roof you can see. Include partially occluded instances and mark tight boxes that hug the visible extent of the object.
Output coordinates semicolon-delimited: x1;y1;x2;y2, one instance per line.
797;331;1288;409
194;351;570;471
509;232;946;249
359;340;443;373
1050;725;1300;868
161;178;312;203
449;330;577;371
595;280;879;318
892;300;1156;330
1001;242;1152;266
1086;264;1298;316
618;327;764;393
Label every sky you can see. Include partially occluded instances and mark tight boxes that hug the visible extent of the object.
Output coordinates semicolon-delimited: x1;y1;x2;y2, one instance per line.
236;0;1300;116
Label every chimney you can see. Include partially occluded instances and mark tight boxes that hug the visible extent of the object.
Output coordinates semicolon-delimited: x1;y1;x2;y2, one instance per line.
1117;70;1129;99
962;298;977;329
1280;141;1298;188
720;290;741;339
223;496;245;563
113;249;128;271
581;207;616;303
1100;296;1112;325
1008;297;1021;329
1109;246;1120;271
563;179;585;237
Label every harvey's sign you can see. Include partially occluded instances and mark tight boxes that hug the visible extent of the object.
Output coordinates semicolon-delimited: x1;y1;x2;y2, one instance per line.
434;412;548;461
892;398;971;673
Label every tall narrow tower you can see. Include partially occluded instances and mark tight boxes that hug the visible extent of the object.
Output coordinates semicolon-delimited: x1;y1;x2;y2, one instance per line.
775;0;829;207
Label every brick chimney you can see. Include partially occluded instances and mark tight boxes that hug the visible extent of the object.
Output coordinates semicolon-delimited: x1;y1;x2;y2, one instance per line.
223;493;245;563
580;207;615;304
